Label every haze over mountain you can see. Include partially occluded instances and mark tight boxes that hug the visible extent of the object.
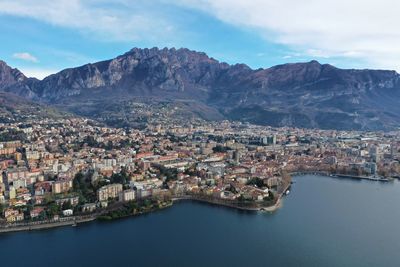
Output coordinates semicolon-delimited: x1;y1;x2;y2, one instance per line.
1;47;400;130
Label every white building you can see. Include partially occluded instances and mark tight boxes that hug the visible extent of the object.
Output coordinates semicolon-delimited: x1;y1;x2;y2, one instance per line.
119;189;136;202
97;183;123;201
62;209;73;216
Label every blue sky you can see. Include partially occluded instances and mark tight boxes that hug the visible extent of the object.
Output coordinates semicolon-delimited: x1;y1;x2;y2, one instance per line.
0;0;398;79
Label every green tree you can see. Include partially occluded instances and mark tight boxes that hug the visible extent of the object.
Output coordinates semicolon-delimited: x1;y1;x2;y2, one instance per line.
82;136;98;147
158;166;178;182
247;177;264;188
264;191;274;201
62;201;72;210
0;129;27;142
73;172;84;191
143;199;152;208
73;171;93;197
47;203;60;217
212;145;230;153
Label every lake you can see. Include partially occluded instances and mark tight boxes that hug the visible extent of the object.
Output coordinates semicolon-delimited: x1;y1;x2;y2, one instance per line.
1;175;400;267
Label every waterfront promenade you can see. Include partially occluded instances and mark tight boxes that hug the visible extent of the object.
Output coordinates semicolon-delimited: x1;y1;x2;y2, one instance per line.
291;171;390;182
0;171;389;234
0;215;96;233
172;195;281;212
0;193;283;234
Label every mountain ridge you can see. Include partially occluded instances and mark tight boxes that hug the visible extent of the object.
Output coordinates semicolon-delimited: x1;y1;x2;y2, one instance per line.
1;47;400;130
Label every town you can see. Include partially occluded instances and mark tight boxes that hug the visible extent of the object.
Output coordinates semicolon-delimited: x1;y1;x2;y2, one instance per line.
0;117;399;230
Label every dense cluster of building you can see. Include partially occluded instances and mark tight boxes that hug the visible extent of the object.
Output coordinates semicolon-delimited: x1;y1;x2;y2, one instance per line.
0;117;399;223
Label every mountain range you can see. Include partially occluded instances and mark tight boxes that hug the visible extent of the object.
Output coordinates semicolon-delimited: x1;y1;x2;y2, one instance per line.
1;47;400;130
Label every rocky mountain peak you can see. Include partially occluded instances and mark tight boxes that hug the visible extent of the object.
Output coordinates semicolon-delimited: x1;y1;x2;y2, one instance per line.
1;47;400;130
125;47;219;63
0;60;26;88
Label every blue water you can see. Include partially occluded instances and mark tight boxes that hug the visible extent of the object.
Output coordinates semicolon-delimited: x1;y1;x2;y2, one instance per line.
1;175;400;267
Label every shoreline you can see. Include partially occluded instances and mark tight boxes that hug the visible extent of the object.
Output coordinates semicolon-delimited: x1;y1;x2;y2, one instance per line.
0;176;311;234
3;169;389;235
0;194;285;234
290;171;391;182
0;216;97;234
2;171;389;234
172;195;283;212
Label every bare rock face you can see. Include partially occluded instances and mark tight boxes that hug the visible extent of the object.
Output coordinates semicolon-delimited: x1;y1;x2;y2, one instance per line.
0;60;26;87
0;61;40;99
1;48;400;130
29;47;229;101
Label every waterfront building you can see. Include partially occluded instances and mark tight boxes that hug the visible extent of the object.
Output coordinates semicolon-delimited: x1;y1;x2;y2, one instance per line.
62;209;73;216
265;177;279;188
55;196;80;207
119;189;136;202
97;183;123;201
82;203;97;213
136;188;152;199
4;208;24;222
30;207;45;219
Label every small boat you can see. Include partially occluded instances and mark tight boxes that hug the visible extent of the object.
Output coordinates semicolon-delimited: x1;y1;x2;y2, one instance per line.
285;190;290;195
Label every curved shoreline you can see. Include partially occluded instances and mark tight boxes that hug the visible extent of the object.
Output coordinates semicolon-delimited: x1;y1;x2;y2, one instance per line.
0;216;96;234
290;171;391;182
3;170;389;234
0;195;284;234
172;196;283;212
0;178;290;234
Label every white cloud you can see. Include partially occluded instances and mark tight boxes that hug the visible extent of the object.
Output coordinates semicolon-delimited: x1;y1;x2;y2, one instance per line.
12;52;38;63
305;49;331;59
0;0;177;42
2;0;400;71
18;67;57;80
177;0;400;71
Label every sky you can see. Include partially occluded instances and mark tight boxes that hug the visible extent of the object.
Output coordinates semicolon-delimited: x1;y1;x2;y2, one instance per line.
1;0;399;79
